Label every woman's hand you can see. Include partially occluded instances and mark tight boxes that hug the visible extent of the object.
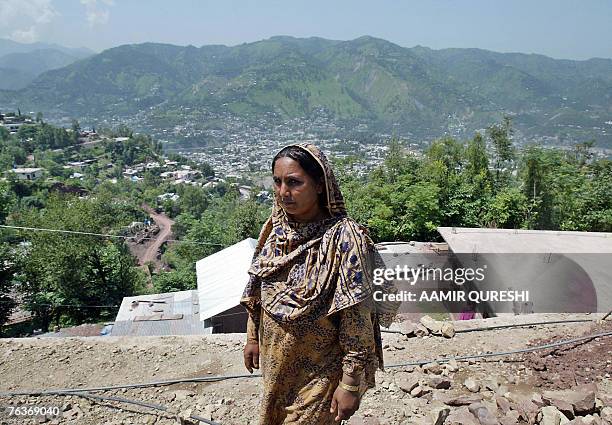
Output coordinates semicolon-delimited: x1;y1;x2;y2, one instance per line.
243;342;260;373
330;385;360;422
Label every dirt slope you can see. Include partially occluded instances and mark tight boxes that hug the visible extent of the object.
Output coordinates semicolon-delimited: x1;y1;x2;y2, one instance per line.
0;313;609;424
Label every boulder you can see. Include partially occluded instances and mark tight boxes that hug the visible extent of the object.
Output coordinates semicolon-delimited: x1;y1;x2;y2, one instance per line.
395;373;420;393
464;377;481;393
468;402;499;425
428;376;452;389
537;406;570;425
419;315;443;334
422;362;444;375
442;394;484;406
446;406;480;425
441;322;456;338
415;323;429;337
495;395;512;414
500;410;520;425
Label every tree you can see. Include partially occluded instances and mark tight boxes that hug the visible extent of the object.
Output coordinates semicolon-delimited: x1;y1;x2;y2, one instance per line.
153;268;196;293
520;146;554;228
425;137;464;175
13;194;144;330
382;138;418;183
465;133;489;179
397;182;441;240
487;116;516;190
484;187;528;229
0;181;15;224
573;140;595;166
0;243;18;332
176;185;209;219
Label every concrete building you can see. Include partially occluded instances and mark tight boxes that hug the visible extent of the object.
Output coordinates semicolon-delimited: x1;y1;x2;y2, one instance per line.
8;167;44;181
437;227;612;316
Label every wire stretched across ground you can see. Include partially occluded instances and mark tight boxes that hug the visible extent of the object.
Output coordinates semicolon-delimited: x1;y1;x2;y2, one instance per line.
1;330;609;397
51;391;222;425
381;317;596;335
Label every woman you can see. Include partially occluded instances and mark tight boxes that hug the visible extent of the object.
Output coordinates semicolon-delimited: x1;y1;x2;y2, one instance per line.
241;143;393;424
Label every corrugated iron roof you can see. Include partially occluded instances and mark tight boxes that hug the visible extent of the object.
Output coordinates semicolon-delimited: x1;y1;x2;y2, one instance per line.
111;290;206;336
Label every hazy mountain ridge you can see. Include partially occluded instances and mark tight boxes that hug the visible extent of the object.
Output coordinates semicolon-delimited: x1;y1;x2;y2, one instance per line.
1;36;611;145
0;39;93;90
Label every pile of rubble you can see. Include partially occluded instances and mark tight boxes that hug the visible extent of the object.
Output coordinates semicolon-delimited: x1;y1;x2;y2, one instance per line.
398;315;457;339
381;365;611;425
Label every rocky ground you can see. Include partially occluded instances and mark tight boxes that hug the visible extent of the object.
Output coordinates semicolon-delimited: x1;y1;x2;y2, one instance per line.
0;313;610;424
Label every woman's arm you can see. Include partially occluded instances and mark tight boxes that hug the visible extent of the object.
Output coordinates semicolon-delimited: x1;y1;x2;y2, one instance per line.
243;309;261;373
331;302;376;421
339;301;375;383
246;308;261;344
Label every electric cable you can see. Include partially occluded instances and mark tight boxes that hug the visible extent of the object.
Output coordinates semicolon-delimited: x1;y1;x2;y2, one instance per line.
0;224;225;246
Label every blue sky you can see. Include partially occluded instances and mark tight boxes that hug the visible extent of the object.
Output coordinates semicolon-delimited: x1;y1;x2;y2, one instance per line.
1;0;611;60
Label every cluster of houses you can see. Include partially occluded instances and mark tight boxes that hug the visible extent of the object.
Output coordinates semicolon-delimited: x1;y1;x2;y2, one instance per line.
122;159;206;185
0;112;33;134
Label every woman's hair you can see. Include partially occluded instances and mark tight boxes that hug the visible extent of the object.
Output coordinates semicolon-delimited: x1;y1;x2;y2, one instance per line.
272;146;328;208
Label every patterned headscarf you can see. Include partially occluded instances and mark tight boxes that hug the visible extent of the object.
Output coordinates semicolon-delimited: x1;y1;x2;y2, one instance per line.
241;143;382;320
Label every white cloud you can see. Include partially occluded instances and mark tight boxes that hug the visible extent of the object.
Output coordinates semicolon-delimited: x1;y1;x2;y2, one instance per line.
80;0;114;27
0;0;58;43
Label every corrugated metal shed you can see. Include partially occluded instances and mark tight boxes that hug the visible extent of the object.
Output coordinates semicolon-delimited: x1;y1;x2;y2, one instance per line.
196;238;257;322
111;290;206;336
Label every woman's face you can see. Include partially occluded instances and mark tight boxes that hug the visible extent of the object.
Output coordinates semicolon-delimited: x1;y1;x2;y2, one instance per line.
273;157;325;222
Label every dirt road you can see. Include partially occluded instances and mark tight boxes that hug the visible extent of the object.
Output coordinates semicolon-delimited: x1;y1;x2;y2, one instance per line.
141;205;175;266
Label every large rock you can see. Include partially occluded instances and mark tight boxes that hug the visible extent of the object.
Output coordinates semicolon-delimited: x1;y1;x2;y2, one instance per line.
415;323;429;337
538;406;570;425
419;315;443;334
445;359;459;372
410;385;431;398
428;376;452;389
495;395;512;414
442;394;484;406
500;410;520;425
400;322;417;337
569;384;597;415
441;322;456;338
468;402;500;425
422;361;444;375
517;399;540;424
446;406;480;425
464;378;481;393
429;404;450;425
543;384;597;416
542;393;575;419
395;373;420;393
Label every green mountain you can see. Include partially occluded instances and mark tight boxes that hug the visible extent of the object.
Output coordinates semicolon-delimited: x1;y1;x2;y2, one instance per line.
0;39;93;90
1;36;611;145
